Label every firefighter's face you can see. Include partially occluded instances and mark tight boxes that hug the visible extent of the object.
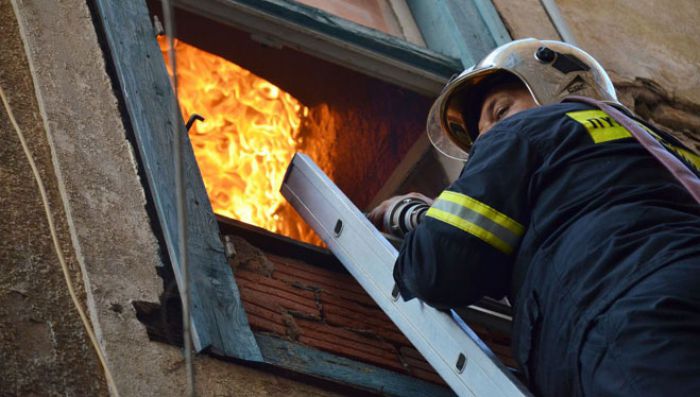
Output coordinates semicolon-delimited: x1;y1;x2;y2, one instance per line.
477;83;536;135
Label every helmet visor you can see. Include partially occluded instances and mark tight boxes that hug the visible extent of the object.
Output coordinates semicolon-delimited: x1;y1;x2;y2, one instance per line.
427;99;470;161
426;68;505;161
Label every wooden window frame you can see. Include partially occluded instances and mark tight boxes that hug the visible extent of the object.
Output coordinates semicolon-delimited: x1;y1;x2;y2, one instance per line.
92;0;510;395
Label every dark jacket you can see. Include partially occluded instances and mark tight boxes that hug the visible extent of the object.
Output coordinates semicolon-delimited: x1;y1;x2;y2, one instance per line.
394;102;700;395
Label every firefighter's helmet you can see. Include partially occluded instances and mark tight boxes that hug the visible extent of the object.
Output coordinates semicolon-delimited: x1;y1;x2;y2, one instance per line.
427;38;618;160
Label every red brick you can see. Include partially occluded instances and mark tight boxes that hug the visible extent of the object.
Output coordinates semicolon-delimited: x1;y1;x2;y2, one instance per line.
317;288;381;316
391;348;443;384
268;255;373;301
239;288;320;319
409;367;446;385
236;272;321;312
273;270;375;307
295;318;397;354
236;250;514;384
323;304;409;345
398;347;433;371
297;335;407;374
243;303;290;336
237;270;318;298
269;263;353;291
399;345;427;360
241;299;285;323
247;315;289;336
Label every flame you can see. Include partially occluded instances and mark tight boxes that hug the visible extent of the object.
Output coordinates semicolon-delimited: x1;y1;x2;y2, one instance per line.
159;38;321;245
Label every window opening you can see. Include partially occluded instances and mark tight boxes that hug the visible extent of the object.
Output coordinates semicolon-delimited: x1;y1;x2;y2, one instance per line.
158;37;323;244
153;4;436;246
118;1;515;394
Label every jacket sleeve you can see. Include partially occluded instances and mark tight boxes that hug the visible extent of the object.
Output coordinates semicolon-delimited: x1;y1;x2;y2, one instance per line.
393;128;538;308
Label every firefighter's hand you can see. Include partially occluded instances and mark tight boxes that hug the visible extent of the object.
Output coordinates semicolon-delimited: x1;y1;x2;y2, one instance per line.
367;192;434;231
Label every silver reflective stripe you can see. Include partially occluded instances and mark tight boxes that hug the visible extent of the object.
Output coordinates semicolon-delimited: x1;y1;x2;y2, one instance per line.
431;199;521;252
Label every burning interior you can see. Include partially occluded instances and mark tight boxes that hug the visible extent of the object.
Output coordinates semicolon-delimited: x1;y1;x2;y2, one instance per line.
155;7;443;246
158;37;321;244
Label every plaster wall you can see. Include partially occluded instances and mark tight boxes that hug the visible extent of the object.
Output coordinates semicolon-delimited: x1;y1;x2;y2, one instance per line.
0;0;107;393
1;0;344;395
493;0;700;150
557;0;700;104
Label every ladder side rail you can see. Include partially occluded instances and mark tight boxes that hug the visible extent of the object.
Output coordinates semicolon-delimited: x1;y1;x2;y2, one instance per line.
281;153;530;397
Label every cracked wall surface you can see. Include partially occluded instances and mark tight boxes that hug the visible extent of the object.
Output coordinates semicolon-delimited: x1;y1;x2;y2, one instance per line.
492;0;700;151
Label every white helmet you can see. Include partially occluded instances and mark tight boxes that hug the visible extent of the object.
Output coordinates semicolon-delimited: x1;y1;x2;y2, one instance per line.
427;38;618;160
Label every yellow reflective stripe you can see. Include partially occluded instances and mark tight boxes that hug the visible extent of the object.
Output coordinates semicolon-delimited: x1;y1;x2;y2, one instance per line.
643;126;700;172
671;146;700;171
438;190;525;236
568;109;700;172
567;108;700;170
426;191;524;254
426;207;515;254
567;109;632;143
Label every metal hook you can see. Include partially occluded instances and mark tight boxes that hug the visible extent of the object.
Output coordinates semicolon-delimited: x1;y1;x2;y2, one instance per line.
186;113;205;131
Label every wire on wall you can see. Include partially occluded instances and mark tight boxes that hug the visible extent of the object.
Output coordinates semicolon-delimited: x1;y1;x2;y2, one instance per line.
0;85;121;397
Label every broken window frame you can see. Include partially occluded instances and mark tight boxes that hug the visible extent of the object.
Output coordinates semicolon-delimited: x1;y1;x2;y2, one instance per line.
92;0;511;395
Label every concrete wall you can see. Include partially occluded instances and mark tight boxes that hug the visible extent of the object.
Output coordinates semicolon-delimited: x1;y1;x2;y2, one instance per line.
0;0;107;393
493;0;700;151
0;0;344;395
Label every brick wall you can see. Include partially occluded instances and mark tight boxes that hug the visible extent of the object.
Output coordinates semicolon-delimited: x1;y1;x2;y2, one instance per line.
229;235;516;385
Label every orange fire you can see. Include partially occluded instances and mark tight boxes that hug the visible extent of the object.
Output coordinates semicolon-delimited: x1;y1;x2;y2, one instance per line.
159;38;321;245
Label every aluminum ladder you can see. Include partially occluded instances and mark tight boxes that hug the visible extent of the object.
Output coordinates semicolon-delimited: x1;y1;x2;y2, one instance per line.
281;153;530;397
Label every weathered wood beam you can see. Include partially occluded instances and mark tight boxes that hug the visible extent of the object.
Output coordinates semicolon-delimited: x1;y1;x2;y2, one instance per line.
255;333;456;397
169;0;462;96
92;0;262;361
406;0;511;67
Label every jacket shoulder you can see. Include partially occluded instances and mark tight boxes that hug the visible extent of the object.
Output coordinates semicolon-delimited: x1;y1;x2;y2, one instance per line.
501;102;594;131
480;102;594;147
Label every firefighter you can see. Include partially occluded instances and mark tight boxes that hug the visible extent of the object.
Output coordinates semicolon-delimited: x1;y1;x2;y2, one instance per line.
369;38;700;396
